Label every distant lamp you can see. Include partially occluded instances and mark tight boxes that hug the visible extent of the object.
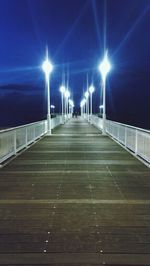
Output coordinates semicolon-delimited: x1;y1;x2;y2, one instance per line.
51;104;55;114
89;85;95;122
68;99;74;116
80;98;86;117
89;85;95;94
84;91;89;120
85;91;89;99
64;90;70;121
60;85;65;94
60;85;66;123
69;99;74;106
65;90;70;99
80;98;86;107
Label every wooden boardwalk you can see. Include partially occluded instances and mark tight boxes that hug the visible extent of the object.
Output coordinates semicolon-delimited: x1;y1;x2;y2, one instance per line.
0;117;150;265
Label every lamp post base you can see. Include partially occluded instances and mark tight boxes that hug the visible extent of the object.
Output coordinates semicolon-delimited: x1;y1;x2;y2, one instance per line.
47;131;52;136
102;114;106;135
61;115;65;124
47;114;52;135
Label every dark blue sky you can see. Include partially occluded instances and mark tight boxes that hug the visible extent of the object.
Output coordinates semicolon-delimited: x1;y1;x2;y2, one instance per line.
0;0;150;128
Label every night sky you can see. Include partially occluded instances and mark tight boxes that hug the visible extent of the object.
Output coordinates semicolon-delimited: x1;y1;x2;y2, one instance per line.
0;0;150;128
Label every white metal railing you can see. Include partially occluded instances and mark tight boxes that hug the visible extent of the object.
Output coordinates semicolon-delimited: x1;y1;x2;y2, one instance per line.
0;115;63;165
91;115;150;165
91;115;103;130
0;120;47;165
106;120;150;164
51;115;63;129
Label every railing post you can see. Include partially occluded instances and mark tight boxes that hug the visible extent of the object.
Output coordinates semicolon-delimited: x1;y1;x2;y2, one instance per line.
135;129;138;155
118;125;120;140
14;130;17;155
45;120;47;134
125;127;127;147
34;126;36;141
25;127;28;147
42;122;44;135
90;115;92;125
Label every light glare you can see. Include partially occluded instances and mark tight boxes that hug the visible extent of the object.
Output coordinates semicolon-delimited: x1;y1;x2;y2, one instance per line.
85;91;89;99
69;99;74;106
89;85;95;94
65;90;70;98
99;51;111;81
80;98;86;107
42;59;53;75
60;85;66;93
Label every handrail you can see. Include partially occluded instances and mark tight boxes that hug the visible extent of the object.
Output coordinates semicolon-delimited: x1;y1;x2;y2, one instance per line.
0;120;46;133
106;119;150;134
91;115;150;165
0;115;63;165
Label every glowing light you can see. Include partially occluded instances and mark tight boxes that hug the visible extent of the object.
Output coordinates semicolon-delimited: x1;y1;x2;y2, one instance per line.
65;90;70;98
98;51;111;81
60;85;66;93
51;105;55;109
80;98;86;107
89;85;95;94
42;59;53;76
42;47;53;135
69;99;74;107
85;91;89;99
99;105;104;109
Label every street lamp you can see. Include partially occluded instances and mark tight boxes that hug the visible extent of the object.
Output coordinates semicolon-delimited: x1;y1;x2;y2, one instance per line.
99;105;104;117
69;99;74;117
80;98;86;117
60;85;65;123
65;90;70;120
51;105;55;114
85;91;89;121
89;85;95;123
98;51;111;134
65;90;70;98
42;49;53;135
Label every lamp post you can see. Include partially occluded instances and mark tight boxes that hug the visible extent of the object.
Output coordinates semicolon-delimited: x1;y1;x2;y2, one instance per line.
65;90;70;121
42;48;53;135
99;105;104;117
80;98;86;117
80;103;82;117
89;85;95;123
83;100;86;118
80;102;83;117
69;99;74;117
51;105;55;114
98;51;111;135
60;85;65;123
85;91;89;121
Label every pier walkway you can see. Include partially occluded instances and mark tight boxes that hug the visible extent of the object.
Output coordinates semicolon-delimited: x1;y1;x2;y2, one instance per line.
0;118;150;265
